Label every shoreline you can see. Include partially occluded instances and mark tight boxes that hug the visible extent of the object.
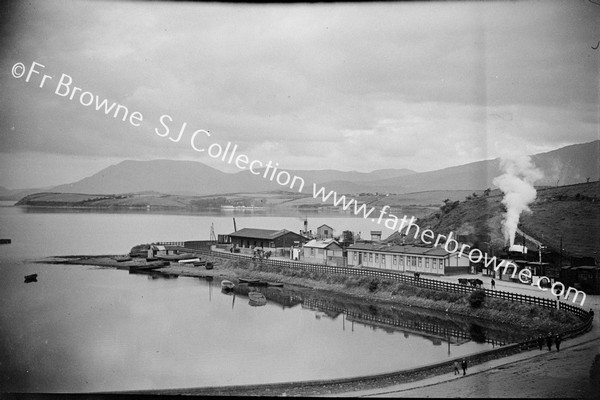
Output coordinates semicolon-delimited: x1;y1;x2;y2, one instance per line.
41;253;582;334
38;253;594;396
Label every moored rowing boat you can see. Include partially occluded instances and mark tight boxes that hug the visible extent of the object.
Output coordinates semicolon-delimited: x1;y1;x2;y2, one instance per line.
248;291;267;306
221;280;235;290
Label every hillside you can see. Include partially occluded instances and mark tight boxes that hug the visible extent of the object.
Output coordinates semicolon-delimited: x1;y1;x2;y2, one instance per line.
41;140;598;197
520;182;599;260
0;186;51;201
49;159;417;196
385;182;600;263
14;189;476;212
361;140;599;193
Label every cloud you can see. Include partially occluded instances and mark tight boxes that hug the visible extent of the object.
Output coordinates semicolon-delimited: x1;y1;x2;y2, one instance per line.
0;0;598;188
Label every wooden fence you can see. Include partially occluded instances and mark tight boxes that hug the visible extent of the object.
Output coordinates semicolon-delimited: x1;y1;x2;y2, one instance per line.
302;298;508;347
161;243;595;340
146;241;595;395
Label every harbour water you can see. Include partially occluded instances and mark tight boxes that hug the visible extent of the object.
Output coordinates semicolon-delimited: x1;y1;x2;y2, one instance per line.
0;204;519;393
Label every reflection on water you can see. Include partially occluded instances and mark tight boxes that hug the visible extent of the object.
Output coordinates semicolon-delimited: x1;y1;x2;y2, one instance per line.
0;263;523;393
0;207;523;393
230;281;527;347
17;206;436;218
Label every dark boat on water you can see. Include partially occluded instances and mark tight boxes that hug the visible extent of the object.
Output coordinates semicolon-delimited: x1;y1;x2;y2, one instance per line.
221;280;235;291
238;278;266;285
129;261;169;272
0;239;11;245
238;277;259;284
248;291;267;306
24;274;37;283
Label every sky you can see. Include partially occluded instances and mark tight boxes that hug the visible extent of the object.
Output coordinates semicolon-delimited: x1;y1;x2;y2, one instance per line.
0;0;598;189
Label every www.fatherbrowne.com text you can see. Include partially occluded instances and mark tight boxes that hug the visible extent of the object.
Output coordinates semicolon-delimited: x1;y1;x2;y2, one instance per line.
12;60;586;307
312;184;586;306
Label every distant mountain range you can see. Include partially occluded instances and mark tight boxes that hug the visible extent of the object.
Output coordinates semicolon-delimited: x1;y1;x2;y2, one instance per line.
9;139;600;198
0;186;52;201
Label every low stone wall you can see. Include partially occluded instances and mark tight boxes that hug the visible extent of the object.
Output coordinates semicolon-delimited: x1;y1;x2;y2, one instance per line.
136;343;530;397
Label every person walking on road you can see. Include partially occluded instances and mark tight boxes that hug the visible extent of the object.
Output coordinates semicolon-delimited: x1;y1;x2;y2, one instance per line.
461;358;468;376
537;335;544;351
546;333;553;351
555;334;562;352
491;278;496;289
454;361;460;375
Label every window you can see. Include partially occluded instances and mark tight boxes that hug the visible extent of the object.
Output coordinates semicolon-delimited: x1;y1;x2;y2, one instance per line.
426;258;429;267
353;252;357;260
412;257;416;266
418;258;422;268
393;256;397;265
399;256;404;266
432;258;436;267
311;248;315;256
369;253;373;262
382;256;386;264
375;254;379;262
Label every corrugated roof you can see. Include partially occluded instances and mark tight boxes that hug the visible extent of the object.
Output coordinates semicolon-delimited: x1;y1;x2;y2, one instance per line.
228;228;303;240
304;238;342;249
348;242;451;257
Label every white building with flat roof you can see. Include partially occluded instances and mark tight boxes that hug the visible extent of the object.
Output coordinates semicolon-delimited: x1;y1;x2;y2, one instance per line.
347;242;470;275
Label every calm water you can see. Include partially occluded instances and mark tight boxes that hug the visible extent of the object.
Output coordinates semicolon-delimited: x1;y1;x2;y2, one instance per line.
0;204;514;393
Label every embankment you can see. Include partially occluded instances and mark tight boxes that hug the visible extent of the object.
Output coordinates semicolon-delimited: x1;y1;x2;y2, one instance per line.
47;252;593;396
44;253;582;335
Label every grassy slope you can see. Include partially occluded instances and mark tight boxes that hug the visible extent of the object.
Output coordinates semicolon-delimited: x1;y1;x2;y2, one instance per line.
385;182;599;261
521;182;599;260
203;258;581;334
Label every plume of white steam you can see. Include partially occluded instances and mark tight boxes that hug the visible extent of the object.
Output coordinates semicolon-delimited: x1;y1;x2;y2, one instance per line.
492;155;543;246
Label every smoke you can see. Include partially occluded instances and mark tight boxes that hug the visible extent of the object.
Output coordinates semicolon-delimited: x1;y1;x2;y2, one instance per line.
492;155;543;246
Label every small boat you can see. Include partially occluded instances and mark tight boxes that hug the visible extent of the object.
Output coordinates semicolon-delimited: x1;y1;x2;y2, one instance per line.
178;258;201;264
204;262;214;270
221;280;235;291
193;261;207;267
267;282;284;287
0;238;11;245
129;261;169;271
238;278;260;284
248;291;267;306
24;274;37;283
156;253;197;261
